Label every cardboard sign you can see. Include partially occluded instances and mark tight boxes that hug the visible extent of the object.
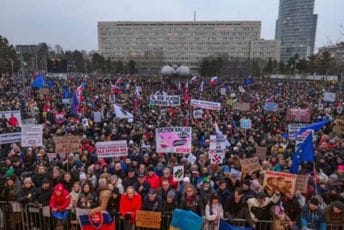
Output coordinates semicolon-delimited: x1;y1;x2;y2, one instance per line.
47;153;57;162
334;119;344;135
21;124;43;147
240;157;261;174
95;140;128;158
209;135;226;164
190;99;221;111
240;119;252;129
287;108;311;123
0;132;22;144
263;170;297;194
323;92;336;102
0;110;22;126
149;95;181;107
187;153;196;164
230;168;242;179
233;102;250;111
54;136;81;154
173;166;184;182
39;88;49;96
255;147;267;161
295;174;309;194
136;210;161;229
264;102;278;112
156;127;192;154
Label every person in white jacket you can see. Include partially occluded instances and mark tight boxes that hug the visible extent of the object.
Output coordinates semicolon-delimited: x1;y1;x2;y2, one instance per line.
205;193;224;230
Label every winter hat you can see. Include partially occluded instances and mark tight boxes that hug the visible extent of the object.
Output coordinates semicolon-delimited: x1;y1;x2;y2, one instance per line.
333;201;344;211
24;177;32;184
167;190;176;199
309;198;319;206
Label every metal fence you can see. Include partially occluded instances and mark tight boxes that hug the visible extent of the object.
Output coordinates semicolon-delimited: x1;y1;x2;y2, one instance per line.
1;202;343;230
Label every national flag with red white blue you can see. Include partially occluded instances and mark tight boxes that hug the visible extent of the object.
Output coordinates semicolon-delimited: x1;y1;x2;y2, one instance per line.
79;211;115;230
210;76;218;88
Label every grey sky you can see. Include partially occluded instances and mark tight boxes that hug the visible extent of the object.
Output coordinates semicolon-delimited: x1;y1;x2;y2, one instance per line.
1;0;343;52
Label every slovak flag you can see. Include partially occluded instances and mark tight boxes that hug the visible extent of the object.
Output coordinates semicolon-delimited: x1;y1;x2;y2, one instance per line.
210;76;218;88
76;83;85;103
79;210;115;230
71;83;85;116
134;87;140;112
111;84;122;95
199;81;204;92
183;81;190;105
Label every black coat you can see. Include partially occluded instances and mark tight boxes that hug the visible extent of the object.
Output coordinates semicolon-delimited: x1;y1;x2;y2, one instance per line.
142;195;163;212
36;187;53;206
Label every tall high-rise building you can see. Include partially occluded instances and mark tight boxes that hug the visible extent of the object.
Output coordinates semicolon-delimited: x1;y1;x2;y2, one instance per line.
275;0;318;63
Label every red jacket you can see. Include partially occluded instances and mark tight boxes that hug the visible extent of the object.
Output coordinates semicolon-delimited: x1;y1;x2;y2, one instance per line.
119;193;142;219
8;117;18;127
146;173;160;190
49;183;71;211
159;175;178;190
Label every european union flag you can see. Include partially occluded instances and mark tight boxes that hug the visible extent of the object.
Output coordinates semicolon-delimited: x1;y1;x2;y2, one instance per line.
170;209;204;230
63;87;72;99
31;73;45;89
290;134;314;174
297;119;330;134
219;219;253;230
243;78;253;86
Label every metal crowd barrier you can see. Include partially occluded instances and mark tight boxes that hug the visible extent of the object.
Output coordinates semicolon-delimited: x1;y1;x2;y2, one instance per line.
1;202;343;230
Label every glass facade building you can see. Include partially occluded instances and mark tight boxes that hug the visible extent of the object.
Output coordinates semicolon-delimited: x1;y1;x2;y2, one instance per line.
275;0;317;63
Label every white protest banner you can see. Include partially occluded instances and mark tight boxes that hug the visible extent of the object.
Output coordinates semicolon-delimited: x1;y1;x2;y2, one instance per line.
220;88;226;95
190;99;221;111
323;92;336;102
113;104;134;121
95;140;128;158
0;110;22;126
173;166;184;182
209;135;226;164
187;153;196;164
288;123;306;140
193;109;204;119
93;111;101;123
240;119;252;129
149;95;181;107
156;127;192;154
22;118;37;125
21;124;43;147
0;132;21;144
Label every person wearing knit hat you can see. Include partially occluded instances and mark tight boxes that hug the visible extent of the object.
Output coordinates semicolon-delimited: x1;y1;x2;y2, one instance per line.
300;197;326;230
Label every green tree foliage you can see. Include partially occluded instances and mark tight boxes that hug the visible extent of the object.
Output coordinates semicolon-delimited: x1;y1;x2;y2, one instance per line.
128;59;136;74
0;35;19;74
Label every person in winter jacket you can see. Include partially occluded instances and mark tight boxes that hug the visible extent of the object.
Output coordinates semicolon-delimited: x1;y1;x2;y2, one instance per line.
69;181;80;209
300;198;326;230
159;167;178;189
134;173;150;198
77;180;97;209
324;200;344;226
280;192;305;224
157;179;173;202
119;186;142;224
1;176;19;201
110;175;124;194
36;177;53;206
90;177;113;214
145;166;160;190
199;178;215;207
224;187;252;225
17;177;38;205
123;167;137;189
142;188;163;212
162;190;178;213
205;193;224;230
107;187;121;216
49;183;71;220
180;184;204;216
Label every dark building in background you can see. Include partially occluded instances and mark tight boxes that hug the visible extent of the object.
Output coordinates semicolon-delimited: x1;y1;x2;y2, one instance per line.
275;0;318;63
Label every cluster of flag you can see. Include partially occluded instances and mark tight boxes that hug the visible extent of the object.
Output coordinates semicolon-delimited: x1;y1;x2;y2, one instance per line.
31;73;46;89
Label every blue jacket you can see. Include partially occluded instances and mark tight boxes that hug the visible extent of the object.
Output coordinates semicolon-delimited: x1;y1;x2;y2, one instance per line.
300;204;326;230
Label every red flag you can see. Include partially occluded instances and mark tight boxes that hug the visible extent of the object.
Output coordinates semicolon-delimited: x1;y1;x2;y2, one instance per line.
183;81;190;105
111;84;122;95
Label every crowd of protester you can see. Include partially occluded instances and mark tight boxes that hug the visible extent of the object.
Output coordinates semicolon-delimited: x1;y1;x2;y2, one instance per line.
0;73;343;230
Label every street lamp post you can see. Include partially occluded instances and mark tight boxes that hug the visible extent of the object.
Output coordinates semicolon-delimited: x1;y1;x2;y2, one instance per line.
9;59;14;77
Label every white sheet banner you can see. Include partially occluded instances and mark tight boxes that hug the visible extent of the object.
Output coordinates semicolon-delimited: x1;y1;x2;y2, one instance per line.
21;124;43;147
149;95;181;107
95;140;128;158
156;127;192;154
323;92;336;102
190;99;221;111
0;132;22;144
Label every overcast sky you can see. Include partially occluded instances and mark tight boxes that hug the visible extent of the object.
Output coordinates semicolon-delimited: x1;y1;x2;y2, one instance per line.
1;0;343;52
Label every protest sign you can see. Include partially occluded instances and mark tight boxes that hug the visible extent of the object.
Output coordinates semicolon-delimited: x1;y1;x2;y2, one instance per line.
230;168;242;179
93;111;101;123
263;170;297;194
333;118;344;135
232;102;250;111
220;88;226;95
95;140;128;158
209;135;226;164
47;153;57;162
136;210;161;229
264;102;279;112
54;136;81;153
190;99;221;111
287;108;311;123
193;109;203;119
0;110;22;126
240;157;261;174
187;153;196;164
39;88;49;96
288;123;306;140
295;174;309;194
21;124;43;147
255;147;267;161
149;95;180;107
173;166;184;182
156;127;192;154
22;118;36;125
240;119;252;129
0;132;21;144
323;92;336;102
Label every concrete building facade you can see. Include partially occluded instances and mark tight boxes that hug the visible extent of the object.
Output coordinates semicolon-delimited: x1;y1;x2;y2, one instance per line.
98;21;281;73
275;0;318;63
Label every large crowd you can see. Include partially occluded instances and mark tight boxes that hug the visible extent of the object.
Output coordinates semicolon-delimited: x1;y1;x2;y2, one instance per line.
0;73;343;230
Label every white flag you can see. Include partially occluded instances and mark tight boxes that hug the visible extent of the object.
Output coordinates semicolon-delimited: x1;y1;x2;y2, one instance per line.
113;104;134;121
